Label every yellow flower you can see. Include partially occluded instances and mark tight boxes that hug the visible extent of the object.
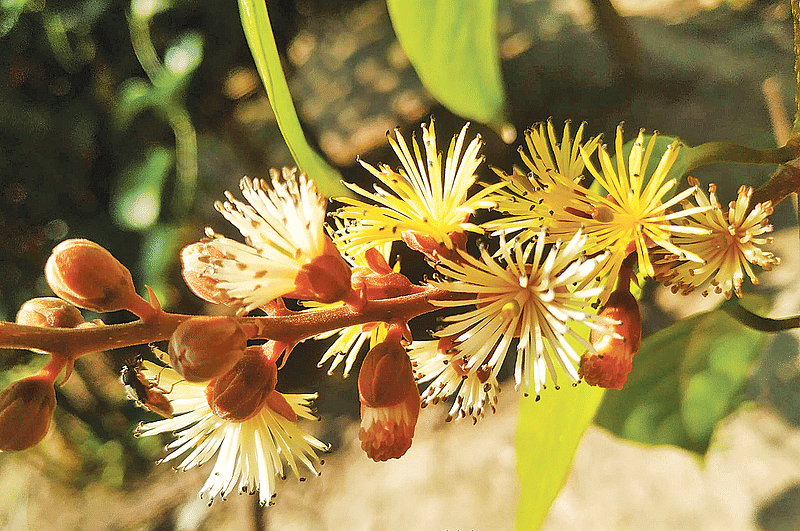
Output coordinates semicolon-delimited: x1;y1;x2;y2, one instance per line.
483;120;601;244
657;179;780;298
532;126;712;294
309;238;396;377
409;338;500;423
335;119;501;256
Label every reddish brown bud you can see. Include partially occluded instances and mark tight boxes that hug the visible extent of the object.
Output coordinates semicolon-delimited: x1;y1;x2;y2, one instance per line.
207;346;278;422
45;239;139;313
180;243;225;304
16;298;85;329
357;328;420;462
168;316;248;382
401;229;467;262
579;288;642;390
290;237;353;303
0;373;57;451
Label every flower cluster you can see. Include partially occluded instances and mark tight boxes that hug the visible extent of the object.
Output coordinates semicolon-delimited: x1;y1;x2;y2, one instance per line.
3;117;779;509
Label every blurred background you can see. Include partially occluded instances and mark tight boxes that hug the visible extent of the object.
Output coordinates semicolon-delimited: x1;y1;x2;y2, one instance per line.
2;0;800;529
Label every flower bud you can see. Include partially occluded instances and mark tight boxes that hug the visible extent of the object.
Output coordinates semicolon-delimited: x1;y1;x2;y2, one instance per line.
168;316;248;382
0;373;57;451
357;328;420;462
579;287;642;390
16;298;85;329
207;346;278;422
290;237;353;303
180;243;226;304
45;239;138;313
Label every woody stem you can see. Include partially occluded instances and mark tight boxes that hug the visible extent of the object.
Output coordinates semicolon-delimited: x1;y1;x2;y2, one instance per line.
0;286;453;357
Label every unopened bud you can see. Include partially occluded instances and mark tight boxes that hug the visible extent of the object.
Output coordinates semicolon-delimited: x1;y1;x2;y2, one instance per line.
0;373;57;451
290;237;353;303
168;316;248;382
579;288;642;390
45;239;138;313
16;298;85;328
358;327;420;461
180;243;226;304
207;346;278;422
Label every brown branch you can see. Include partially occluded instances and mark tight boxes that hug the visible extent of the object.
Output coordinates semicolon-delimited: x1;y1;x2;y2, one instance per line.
751;158;800;207
0;287;453;357
588;0;640;82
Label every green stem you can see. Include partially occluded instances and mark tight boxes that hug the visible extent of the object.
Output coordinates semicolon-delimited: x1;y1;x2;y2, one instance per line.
722;302;800;333
164;103;198;216
128;14;165;82
683;142;795;174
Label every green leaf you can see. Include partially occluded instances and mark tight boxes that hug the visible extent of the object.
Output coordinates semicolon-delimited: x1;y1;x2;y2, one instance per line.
516;323;605;531
237;0;347;198
0;0;28;37
594;299;768;455
386;0;510;136
111;146;173;231
516;378;604;530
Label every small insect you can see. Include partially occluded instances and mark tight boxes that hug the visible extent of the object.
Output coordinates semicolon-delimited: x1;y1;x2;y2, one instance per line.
120;356;174;418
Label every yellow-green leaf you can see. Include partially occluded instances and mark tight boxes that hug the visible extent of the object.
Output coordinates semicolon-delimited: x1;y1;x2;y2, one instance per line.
594;299;768;455
516;322;606;530
516;381;604;530
237;0;346;198
386;0;510;136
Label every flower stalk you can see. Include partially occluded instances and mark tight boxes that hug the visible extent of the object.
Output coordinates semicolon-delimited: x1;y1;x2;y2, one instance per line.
0;286;452;358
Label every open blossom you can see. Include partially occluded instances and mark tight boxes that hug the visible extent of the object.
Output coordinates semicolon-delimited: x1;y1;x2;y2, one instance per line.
196;168;351;313
489;125;713;298
484;120;601;242
334;119;501;259
409;337;500;423
429;230;617;396
657;179;780;298
137;360;327;506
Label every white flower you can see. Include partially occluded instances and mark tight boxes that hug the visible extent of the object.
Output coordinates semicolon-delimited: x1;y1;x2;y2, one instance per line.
200;168;348;312
429;230;616;396
658;180;780;298
136;362;328;507
409;339;500;423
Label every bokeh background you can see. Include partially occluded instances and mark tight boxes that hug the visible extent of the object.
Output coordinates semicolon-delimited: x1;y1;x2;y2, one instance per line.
2;0;800;529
